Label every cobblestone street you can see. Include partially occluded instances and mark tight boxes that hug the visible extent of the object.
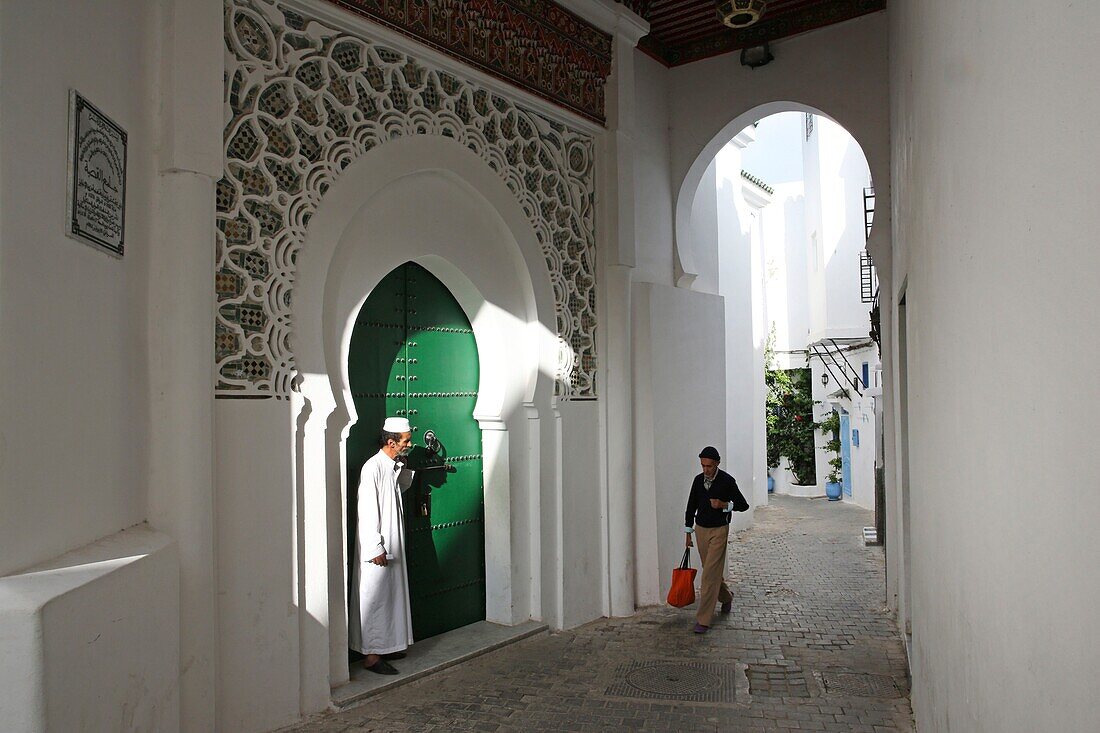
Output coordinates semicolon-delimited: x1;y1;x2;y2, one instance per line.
289;495;913;732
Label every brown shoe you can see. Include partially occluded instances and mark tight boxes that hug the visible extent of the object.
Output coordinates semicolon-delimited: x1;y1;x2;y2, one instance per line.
365;658;399;675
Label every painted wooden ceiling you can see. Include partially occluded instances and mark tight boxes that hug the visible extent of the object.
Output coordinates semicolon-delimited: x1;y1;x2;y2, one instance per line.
619;0;886;66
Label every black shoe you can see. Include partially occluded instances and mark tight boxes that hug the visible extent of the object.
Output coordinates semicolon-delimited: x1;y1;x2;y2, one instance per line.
365;658;399;675
382;651;407;660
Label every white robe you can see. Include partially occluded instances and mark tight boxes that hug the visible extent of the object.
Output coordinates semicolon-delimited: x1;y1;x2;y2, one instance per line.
348;450;414;655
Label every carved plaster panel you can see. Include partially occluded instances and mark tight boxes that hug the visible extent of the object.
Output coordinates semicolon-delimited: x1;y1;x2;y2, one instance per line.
217;0;597;398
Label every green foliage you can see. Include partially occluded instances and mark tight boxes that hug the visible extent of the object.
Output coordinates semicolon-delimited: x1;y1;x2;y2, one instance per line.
765;327;818;485
764;330;791;468
819;411;843;484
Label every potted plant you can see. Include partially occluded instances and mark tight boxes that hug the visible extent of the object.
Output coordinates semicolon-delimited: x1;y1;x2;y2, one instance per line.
820;411;843;501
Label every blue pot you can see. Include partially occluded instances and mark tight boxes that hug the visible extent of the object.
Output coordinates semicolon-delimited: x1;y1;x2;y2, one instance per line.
767;475;775;493
825;482;842;501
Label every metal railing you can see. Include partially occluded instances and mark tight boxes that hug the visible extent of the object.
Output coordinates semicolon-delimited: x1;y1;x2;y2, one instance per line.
864;185;875;239
809;339;865;397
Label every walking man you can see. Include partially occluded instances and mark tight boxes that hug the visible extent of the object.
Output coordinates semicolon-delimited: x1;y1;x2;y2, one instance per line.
684;446;749;633
349;417;415;674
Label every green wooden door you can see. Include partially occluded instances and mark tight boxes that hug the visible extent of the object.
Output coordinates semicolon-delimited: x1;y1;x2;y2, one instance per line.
347;262;485;642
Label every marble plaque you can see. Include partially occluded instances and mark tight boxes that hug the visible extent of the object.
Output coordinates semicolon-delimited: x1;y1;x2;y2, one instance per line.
67;91;127;257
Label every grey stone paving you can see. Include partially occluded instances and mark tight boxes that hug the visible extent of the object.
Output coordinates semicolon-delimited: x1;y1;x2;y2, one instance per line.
287;495;913;732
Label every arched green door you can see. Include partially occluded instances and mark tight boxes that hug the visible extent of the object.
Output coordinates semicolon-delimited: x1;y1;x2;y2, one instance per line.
347;262;485;642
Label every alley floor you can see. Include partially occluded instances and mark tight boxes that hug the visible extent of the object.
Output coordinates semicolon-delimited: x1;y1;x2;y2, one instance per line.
287;495;914;732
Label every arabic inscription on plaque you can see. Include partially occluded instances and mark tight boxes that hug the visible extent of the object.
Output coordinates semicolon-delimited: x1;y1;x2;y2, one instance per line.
67;91;127;257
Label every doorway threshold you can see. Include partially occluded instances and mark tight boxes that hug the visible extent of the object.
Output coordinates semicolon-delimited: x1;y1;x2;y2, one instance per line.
333;620;548;709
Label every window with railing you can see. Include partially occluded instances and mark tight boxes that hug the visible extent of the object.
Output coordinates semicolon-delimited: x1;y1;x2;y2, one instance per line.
804;112;814;140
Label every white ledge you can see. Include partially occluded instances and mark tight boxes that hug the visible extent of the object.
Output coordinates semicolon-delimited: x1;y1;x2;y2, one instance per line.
0;524;179;733
0;524;173;608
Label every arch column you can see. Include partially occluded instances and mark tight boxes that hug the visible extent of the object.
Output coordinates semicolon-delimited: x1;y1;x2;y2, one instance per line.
478;419;516;624
148;1;223;729
293;374;341;704
601;2;649;619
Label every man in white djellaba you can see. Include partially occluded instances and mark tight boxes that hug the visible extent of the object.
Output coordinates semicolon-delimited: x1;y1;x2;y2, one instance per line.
349;416;415;675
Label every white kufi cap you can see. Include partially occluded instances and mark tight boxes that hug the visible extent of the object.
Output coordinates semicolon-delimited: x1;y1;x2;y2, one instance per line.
382;416;411;433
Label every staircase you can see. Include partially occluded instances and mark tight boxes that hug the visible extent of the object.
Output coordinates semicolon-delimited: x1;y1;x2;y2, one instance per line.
808;339;866;397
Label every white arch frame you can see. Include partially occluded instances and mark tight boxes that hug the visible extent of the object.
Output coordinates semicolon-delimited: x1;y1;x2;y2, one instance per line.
674;100;889;290
290;135;560;702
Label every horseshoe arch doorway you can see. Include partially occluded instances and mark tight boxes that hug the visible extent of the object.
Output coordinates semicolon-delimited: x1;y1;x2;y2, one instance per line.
346;261;486;645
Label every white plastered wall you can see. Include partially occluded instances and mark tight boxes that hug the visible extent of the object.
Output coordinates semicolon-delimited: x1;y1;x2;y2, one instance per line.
763;180;809;359
816;117;875;340
0;2;221;730
890;1;1100;730
633;282;726;602
0;0;153;578
631;50;676;288
715;137;771;525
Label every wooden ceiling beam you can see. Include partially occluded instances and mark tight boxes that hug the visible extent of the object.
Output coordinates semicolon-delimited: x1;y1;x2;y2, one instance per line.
636;0;887;67
652;11;714;32
649;5;709;24
655;17;721;42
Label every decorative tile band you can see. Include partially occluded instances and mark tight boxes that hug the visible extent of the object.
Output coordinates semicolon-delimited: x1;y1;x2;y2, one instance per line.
218;0;598;398
322;0;612;124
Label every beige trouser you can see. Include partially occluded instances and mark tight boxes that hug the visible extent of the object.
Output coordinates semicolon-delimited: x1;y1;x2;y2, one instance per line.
694;523;732;626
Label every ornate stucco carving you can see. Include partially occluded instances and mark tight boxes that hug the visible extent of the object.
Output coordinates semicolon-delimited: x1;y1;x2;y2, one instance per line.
217;0;597;398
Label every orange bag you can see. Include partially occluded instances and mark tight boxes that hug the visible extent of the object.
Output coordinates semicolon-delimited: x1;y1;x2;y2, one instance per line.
666;548;697;608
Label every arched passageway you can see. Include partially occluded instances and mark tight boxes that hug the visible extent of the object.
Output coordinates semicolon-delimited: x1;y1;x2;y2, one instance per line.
672;102;893;620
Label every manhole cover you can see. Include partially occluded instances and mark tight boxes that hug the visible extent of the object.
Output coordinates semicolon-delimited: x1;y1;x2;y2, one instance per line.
625;664;721;696
820;672;900;698
604;661;737;702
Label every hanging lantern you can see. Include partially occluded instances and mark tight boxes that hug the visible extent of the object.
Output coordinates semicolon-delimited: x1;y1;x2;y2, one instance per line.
717;0;767;29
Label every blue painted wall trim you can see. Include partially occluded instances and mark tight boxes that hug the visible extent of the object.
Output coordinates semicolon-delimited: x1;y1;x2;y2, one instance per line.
840;413;853;496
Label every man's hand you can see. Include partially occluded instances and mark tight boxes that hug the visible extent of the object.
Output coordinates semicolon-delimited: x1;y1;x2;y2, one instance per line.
685;533;693;548
709;498;728;510
369;552;388;566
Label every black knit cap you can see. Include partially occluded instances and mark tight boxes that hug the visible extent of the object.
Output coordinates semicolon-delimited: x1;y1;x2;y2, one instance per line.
698;446;721;461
